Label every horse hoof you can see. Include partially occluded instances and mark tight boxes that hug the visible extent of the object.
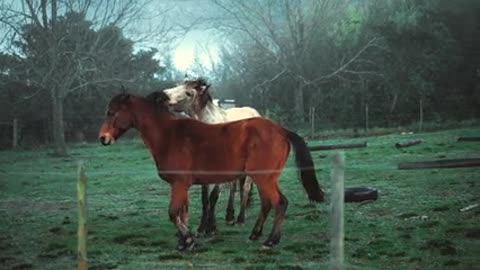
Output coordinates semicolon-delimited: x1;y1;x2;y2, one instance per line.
249;233;261;241
236;217;245;225
205;223;217;235
177;237;196;251
226;220;236;226
262;239;279;248
197;225;207;235
261;244;273;250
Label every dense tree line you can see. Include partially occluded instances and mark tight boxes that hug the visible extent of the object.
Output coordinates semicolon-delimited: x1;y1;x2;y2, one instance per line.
206;0;479;129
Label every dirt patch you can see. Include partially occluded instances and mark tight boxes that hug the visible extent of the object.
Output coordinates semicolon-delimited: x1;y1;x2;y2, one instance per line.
420;239;456;256
367;208;393;217
231;257;246;264
208;237;225;244
278;265;304;270
397;213;418;219
465;228;480;239
130;239;168;247
440;245;457;255
112;234;145;244
48;226;71;236
443;260;460;266
419;220;441;228
38;242;72;259
409;257;422;263
0;256;17;265
10;263;33;270
89;262;118;270
0;198;73;217
98;214;119;220
445;227;464;234
221;230;240;236
432;205;450;212
283;244;304;253
158;253;184;261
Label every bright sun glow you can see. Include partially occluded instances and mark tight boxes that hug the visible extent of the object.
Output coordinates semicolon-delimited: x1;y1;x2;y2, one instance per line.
173;46;195;71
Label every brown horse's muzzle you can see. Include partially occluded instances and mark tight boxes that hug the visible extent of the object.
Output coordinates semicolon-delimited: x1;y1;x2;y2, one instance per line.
99;133;115;146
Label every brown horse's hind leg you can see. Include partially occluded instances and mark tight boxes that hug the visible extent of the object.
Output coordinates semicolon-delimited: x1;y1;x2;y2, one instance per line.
225;181;237;225
249;188;272;240
206;184;220;235
197;184;209;235
169;183;195;251
263;190;288;248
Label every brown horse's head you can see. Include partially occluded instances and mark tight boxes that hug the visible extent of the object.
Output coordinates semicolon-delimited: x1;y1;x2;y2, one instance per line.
98;93;134;146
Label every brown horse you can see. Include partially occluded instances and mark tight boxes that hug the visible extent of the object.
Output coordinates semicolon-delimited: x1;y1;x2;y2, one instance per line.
98;91;324;250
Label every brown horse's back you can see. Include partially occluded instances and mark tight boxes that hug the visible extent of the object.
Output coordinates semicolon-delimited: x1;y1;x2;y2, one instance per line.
169;117;289;184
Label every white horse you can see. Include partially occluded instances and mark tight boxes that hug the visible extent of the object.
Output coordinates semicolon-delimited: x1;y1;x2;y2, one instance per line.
163;78;260;233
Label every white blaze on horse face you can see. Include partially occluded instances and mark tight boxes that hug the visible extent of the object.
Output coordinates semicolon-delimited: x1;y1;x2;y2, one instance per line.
102;132;116;144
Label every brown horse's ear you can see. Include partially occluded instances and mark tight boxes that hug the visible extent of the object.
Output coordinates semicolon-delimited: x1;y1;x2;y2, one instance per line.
121;93;131;102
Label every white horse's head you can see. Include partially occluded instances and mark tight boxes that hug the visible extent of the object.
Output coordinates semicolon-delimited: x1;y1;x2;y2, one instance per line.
163;78;212;112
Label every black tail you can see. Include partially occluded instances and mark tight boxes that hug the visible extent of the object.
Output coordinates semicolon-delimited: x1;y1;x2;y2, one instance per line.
286;129;325;203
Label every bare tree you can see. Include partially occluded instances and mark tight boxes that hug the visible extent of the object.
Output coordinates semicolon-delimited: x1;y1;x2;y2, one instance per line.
210;0;381;121
0;0;177;155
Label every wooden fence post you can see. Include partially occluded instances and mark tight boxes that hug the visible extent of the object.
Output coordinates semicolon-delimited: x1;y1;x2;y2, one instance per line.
419;99;423;132
310;106;316;138
365;103;369;131
12;118;18;149
77;161;88;270
330;152;345;270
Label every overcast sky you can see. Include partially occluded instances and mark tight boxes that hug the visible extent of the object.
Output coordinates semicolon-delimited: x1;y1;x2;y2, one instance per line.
0;0;222;72
147;0;222;71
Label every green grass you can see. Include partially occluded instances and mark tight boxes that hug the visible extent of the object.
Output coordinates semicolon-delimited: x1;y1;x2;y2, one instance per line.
0;127;479;270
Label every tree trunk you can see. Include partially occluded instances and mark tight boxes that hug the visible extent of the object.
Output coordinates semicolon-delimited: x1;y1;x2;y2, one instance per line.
365;103;369;132
12;118;18;149
294;86;305;123
50;87;67;156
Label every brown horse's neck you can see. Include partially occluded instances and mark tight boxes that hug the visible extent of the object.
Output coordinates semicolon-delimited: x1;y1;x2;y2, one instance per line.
130;97;173;151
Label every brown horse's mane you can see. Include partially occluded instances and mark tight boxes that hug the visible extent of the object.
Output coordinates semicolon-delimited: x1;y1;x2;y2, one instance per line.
145;91;172;113
182;77;212;109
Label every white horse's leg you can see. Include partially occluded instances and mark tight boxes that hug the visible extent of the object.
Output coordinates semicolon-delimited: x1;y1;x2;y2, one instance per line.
225;181;237;225
237;176;253;224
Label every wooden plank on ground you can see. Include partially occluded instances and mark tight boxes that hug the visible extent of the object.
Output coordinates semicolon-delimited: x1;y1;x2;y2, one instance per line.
398;158;480;170
457;137;480;142
395;140;422;148
309;142;367;151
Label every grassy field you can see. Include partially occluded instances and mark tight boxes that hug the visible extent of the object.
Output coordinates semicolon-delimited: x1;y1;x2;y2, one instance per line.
0;127;479;270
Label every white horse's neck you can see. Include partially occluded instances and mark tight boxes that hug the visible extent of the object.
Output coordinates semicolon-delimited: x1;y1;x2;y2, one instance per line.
191;101;227;123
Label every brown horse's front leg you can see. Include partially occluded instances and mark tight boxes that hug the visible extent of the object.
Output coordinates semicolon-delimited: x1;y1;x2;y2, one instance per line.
169;184;194;251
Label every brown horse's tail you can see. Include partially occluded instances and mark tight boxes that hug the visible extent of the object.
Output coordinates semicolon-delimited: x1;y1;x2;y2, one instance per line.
285;129;325;203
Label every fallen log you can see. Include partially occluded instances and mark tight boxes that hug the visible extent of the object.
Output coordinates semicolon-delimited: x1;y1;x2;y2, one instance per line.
395;140;422;149
309;142;367;151
457;137;480;142
398;158;480;170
